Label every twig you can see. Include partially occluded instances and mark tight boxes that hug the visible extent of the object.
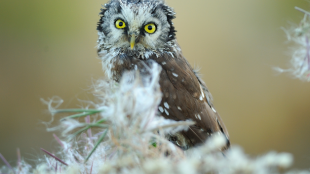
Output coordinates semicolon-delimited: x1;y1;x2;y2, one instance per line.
52;109;102;113
295;7;310;16
41;148;68;166
141;121;195;133
85;129;108;162
85;116;93;144
0;153;15;174
53;134;64;148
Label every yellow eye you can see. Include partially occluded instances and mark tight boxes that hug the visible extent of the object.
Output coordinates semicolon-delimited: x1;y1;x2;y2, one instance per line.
144;23;156;34
115;19;126;29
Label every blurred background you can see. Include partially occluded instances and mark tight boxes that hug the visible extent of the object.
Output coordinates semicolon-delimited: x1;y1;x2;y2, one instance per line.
1;0;310;169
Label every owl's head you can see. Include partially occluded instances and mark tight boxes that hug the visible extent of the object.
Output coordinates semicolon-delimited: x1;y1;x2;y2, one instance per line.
97;0;176;57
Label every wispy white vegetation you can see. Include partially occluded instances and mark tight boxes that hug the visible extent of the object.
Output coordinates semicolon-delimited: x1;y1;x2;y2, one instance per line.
276;7;310;81
0;62;309;173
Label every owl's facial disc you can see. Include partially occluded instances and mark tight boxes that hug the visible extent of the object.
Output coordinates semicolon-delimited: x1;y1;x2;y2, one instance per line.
97;1;177;57
113;15;161;51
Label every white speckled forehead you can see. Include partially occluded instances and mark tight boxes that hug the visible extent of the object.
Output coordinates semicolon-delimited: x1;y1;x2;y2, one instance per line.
120;3;154;30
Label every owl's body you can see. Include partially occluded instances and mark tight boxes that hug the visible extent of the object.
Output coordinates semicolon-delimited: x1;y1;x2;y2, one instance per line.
97;0;230;150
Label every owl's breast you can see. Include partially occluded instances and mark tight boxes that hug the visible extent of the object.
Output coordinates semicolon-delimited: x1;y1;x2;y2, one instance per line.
110;53;155;82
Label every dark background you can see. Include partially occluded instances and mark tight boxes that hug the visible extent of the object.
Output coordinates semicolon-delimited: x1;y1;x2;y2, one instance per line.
1;0;310;169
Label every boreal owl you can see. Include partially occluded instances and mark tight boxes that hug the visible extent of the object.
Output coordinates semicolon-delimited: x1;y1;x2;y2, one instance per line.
97;0;230;150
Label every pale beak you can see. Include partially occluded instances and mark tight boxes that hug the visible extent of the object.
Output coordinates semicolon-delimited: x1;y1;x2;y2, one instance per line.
130;34;135;50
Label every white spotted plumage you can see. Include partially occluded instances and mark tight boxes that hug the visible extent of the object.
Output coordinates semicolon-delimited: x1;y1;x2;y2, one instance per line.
164;109;169;116
172;72;178;77
164;102;169;109
159;106;164;113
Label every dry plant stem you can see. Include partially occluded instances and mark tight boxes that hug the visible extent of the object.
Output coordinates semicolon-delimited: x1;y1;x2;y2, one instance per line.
69;119;107;140
53;134;64;148
0;153;14;174
40;148;68;166
295;6;310;16
141;121;195;133
85;116;93;144
55;162;57;173
90;162;93;174
60;112;99;121
52;109;102;113
85;129;108;162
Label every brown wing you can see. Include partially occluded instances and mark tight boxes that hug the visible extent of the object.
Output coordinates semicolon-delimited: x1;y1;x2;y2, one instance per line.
193;69;230;147
152;52;230;149
109;51;230;149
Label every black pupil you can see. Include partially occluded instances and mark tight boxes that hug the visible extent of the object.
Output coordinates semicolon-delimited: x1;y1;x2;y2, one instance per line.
119;22;123;26
148;25;153;30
